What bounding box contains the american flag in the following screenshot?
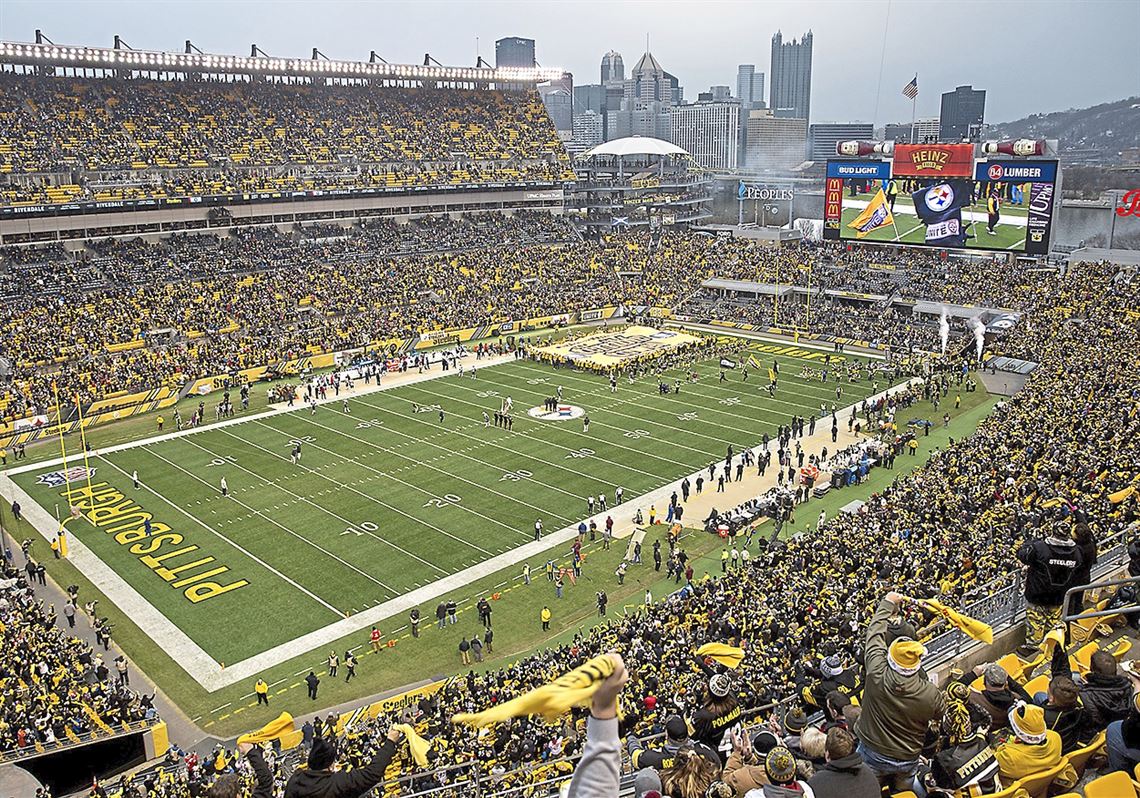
[902,75,919,100]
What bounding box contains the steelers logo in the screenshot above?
[925,184,955,212]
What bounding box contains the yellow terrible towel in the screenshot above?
[236,712,295,745]
[451,654,617,727]
[696,642,746,670]
[392,723,432,767]
[916,598,993,644]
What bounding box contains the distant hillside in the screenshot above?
[986,97,1140,162]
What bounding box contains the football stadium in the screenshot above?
[0,7,1138,798]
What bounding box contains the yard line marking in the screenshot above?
[392,382,687,476]
[137,446,397,594]
[185,433,469,568]
[232,423,496,559]
[210,703,232,713]
[98,454,345,617]
[347,395,626,499]
[289,414,565,533]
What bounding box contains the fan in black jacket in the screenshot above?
[284,726,404,798]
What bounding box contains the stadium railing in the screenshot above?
[923,526,1129,668]
[0,718,162,765]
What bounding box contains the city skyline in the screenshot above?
[2,0,1136,125]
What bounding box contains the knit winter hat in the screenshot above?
[1009,701,1047,744]
[783,707,808,733]
[887,637,927,676]
[764,746,798,785]
[634,768,663,798]
[821,654,844,678]
[308,737,337,770]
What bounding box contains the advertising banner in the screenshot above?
[893,144,975,177]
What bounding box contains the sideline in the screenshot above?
[0,354,918,692]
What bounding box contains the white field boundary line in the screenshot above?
[667,323,889,361]
[2,352,922,692]
[1,352,518,479]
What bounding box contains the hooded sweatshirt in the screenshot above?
[807,752,880,798]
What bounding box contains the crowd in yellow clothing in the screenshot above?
[0,226,1080,429]
[0,75,573,207]
[83,259,1140,798]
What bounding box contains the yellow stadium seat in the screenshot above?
[996,653,1026,682]
[976,783,1029,798]
[1020,673,1050,698]
[1012,757,1073,798]
[1065,729,1106,778]
[1084,770,1140,798]
[1070,641,1100,674]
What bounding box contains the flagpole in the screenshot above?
[910,73,917,143]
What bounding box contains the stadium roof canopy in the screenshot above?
[0,40,564,85]
[581,137,689,158]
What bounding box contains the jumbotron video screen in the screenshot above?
[823,143,1059,255]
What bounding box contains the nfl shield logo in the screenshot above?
[36,466,96,488]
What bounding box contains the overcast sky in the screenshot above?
[2,0,1137,124]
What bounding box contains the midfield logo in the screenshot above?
[1116,190,1140,218]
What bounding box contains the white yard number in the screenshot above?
[624,429,651,439]
[719,397,742,406]
[423,493,463,509]
[342,521,379,537]
[207,456,236,467]
[354,418,384,429]
[288,436,316,446]
[526,377,547,385]
[476,390,500,398]
[676,412,698,422]
[500,469,533,482]
[565,448,595,459]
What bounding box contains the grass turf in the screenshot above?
[5,340,994,735]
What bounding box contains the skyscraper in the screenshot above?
[600,50,624,84]
[495,37,536,69]
[736,64,766,111]
[607,51,677,141]
[744,109,808,172]
[670,101,740,169]
[808,122,874,161]
[939,85,986,142]
[769,31,812,121]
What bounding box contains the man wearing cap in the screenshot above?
[853,591,945,792]
[967,662,1031,729]
[801,653,862,711]
[1016,523,1082,657]
[284,725,404,798]
[994,702,1073,785]
[628,715,720,771]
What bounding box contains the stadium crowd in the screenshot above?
[0,76,573,207]
[0,227,1062,429]
[0,550,157,757]
[74,259,1140,798]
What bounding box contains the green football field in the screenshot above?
[839,189,1029,250]
[16,346,900,666]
